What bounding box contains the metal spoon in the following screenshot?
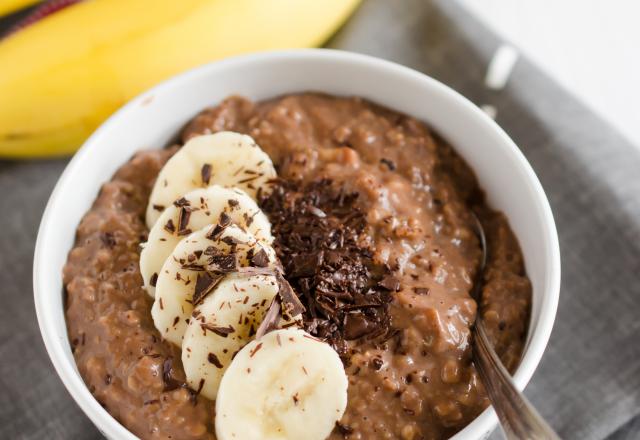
[471,213,560,440]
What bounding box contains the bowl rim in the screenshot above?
[34,48,561,440]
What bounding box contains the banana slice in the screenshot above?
[140,185,273,297]
[146,132,276,228]
[215,328,348,440]
[182,273,292,401]
[151,223,277,346]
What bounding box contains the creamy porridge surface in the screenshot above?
[64,93,531,440]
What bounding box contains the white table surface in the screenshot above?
[457,0,640,149]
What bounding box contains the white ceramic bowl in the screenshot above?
[34,49,560,440]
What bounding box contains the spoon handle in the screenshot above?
[473,319,561,440]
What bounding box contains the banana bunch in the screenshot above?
[0,0,360,158]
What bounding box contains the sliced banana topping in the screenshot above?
[152,223,277,346]
[140,185,273,297]
[182,274,298,400]
[146,132,276,228]
[142,131,350,433]
[215,328,348,440]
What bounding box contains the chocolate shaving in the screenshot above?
[242,211,256,227]
[203,245,220,256]
[207,212,232,240]
[255,298,281,339]
[221,235,244,246]
[276,272,305,318]
[173,197,190,207]
[192,272,224,306]
[196,378,205,395]
[201,324,235,337]
[150,273,158,287]
[180,262,206,271]
[288,253,319,278]
[234,266,278,277]
[164,219,176,234]
[208,253,238,273]
[152,204,165,212]
[238,175,260,184]
[201,164,212,185]
[378,275,401,291]
[249,342,263,357]
[177,207,192,236]
[207,353,223,368]
[250,248,269,267]
[344,313,376,340]
[162,357,185,392]
[335,422,354,436]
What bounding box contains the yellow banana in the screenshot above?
[0,0,360,158]
[0,0,39,17]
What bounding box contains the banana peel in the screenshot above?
[0,0,39,17]
[0,0,361,158]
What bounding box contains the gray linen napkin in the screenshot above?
[1,0,638,438]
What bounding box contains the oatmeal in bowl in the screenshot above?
[34,50,560,440]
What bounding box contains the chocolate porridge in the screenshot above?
[64,93,531,439]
